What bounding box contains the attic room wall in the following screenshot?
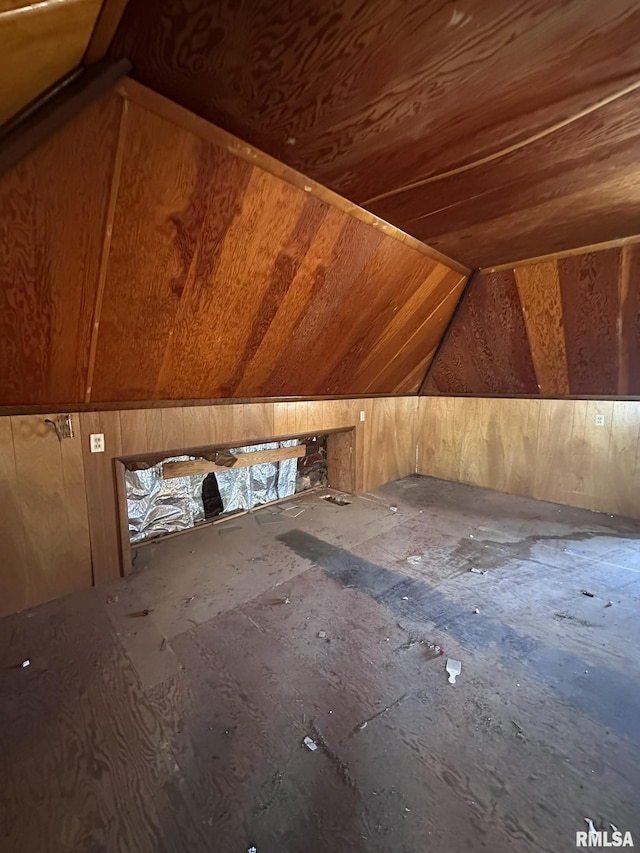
[0,79,467,408]
[423,243,640,396]
[417,397,640,520]
[0,396,419,617]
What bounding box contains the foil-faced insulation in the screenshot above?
[126,440,299,544]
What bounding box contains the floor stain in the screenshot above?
[278,529,640,745]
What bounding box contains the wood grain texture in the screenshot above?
[87,95,463,402]
[514,262,569,395]
[0,414,92,616]
[0,591,211,851]
[619,244,640,395]
[109,0,640,267]
[0,0,103,124]
[371,88,640,268]
[326,430,355,493]
[0,90,121,405]
[83,0,130,63]
[116,78,467,275]
[72,397,417,594]
[1,80,464,407]
[162,445,306,479]
[79,410,123,584]
[558,250,621,394]
[426,245,639,397]
[417,397,640,519]
[0,417,28,615]
[425,270,538,395]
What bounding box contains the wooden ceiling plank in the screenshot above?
[115,79,469,275]
[108,0,640,267]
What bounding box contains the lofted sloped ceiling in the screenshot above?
[0,0,129,129]
[109,0,640,269]
[423,244,640,397]
[0,81,466,407]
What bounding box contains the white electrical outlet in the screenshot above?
[90,433,105,453]
[594,414,605,427]
[359,410,366,422]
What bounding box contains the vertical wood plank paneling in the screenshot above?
[608,401,640,517]
[159,408,185,451]
[576,400,614,510]
[417,397,640,520]
[558,250,621,395]
[306,401,325,434]
[459,398,492,487]
[209,405,235,444]
[536,401,587,506]
[619,244,640,395]
[230,405,246,442]
[0,418,28,616]
[326,431,355,492]
[182,405,211,447]
[11,415,92,608]
[499,399,541,497]
[514,261,569,394]
[80,411,123,584]
[243,403,275,441]
[118,410,148,456]
[359,397,418,492]
[60,423,91,575]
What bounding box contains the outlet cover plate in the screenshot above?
[90,433,105,453]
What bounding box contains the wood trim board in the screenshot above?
[162,444,306,479]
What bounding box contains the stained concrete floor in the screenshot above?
[1,475,639,852]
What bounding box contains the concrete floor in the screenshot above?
[1,475,639,852]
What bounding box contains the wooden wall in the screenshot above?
[0,416,92,618]
[417,397,640,519]
[0,0,104,126]
[0,396,418,617]
[0,78,466,408]
[424,244,640,396]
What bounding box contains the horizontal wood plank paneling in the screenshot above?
[417,397,640,519]
[110,0,640,267]
[425,244,640,398]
